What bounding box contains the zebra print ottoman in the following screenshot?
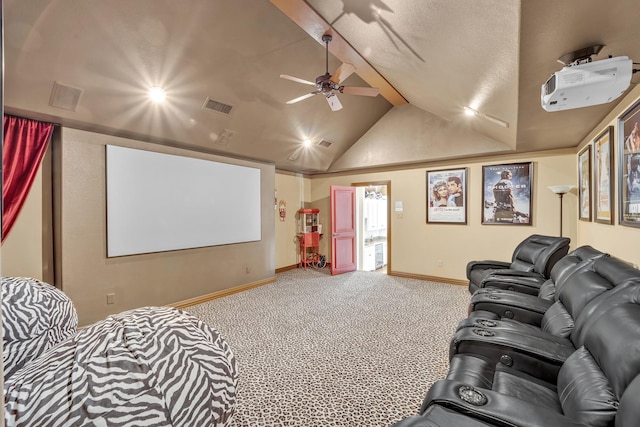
[4,306,239,427]
[2,276,78,381]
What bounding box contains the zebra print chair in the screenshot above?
[4,306,239,427]
[2,276,78,381]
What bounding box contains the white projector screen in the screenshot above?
[106,145,261,257]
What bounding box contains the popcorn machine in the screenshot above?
[297,208,325,269]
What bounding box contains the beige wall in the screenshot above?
[1,166,44,279]
[274,171,311,269]
[300,85,640,279]
[575,85,640,268]
[1,146,54,283]
[308,150,577,281]
[7,85,640,325]
[51,128,275,326]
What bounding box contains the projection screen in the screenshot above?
[106,145,261,257]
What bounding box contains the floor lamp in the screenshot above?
[548,185,576,237]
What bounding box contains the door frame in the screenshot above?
[352,180,391,274]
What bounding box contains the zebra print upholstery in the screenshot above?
[2,276,78,381]
[4,306,239,427]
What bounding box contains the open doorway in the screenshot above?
[353,181,390,274]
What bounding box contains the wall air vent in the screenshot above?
[317,139,333,148]
[49,81,83,112]
[203,97,233,115]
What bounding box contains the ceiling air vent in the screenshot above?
[317,139,332,148]
[287,150,301,161]
[203,97,233,115]
[215,129,237,146]
[49,81,83,112]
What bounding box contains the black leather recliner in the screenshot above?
[463,245,607,327]
[397,373,640,427]
[391,248,640,427]
[449,256,640,384]
[393,300,640,427]
[467,235,571,295]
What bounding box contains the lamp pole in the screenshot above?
[547,185,575,237]
[557,192,565,237]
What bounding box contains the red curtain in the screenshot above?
[2,116,54,242]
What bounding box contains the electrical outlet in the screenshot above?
[106,293,115,305]
[436,260,443,267]
[245,266,251,274]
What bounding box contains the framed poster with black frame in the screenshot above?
[481,162,533,225]
[593,126,614,225]
[426,167,467,224]
[578,144,592,221]
[618,99,640,227]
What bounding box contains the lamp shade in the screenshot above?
[547,185,576,194]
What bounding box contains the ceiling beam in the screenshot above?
[269,0,408,106]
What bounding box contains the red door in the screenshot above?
[330,185,356,275]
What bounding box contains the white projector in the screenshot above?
[541,56,633,112]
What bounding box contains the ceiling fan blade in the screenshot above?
[326,94,343,111]
[331,63,356,84]
[286,92,318,104]
[341,86,380,97]
[280,74,316,86]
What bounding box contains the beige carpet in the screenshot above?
[186,268,469,427]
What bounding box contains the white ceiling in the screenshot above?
[4,0,640,174]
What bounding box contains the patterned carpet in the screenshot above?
[187,268,470,427]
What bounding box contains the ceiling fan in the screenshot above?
[280,34,380,111]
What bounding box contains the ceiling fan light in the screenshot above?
[280,35,377,111]
[326,94,343,111]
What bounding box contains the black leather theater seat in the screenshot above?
[402,372,640,427]
[467,234,570,295]
[391,245,640,427]
[450,256,640,383]
[459,250,620,337]
[466,245,606,325]
[394,300,640,427]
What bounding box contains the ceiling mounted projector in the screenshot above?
[541,55,632,112]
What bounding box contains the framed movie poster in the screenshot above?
[593,126,614,225]
[482,162,533,225]
[578,144,592,221]
[426,167,467,224]
[618,99,640,227]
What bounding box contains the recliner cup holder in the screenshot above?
[476,319,497,328]
[472,328,495,337]
[458,385,488,406]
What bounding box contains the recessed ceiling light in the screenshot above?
[148,86,166,103]
[463,106,509,128]
[464,106,478,116]
[303,138,312,147]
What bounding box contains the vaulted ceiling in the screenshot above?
[4,0,640,174]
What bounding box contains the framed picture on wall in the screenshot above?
[426,168,467,224]
[578,144,592,221]
[482,162,533,225]
[593,126,614,225]
[618,99,640,227]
